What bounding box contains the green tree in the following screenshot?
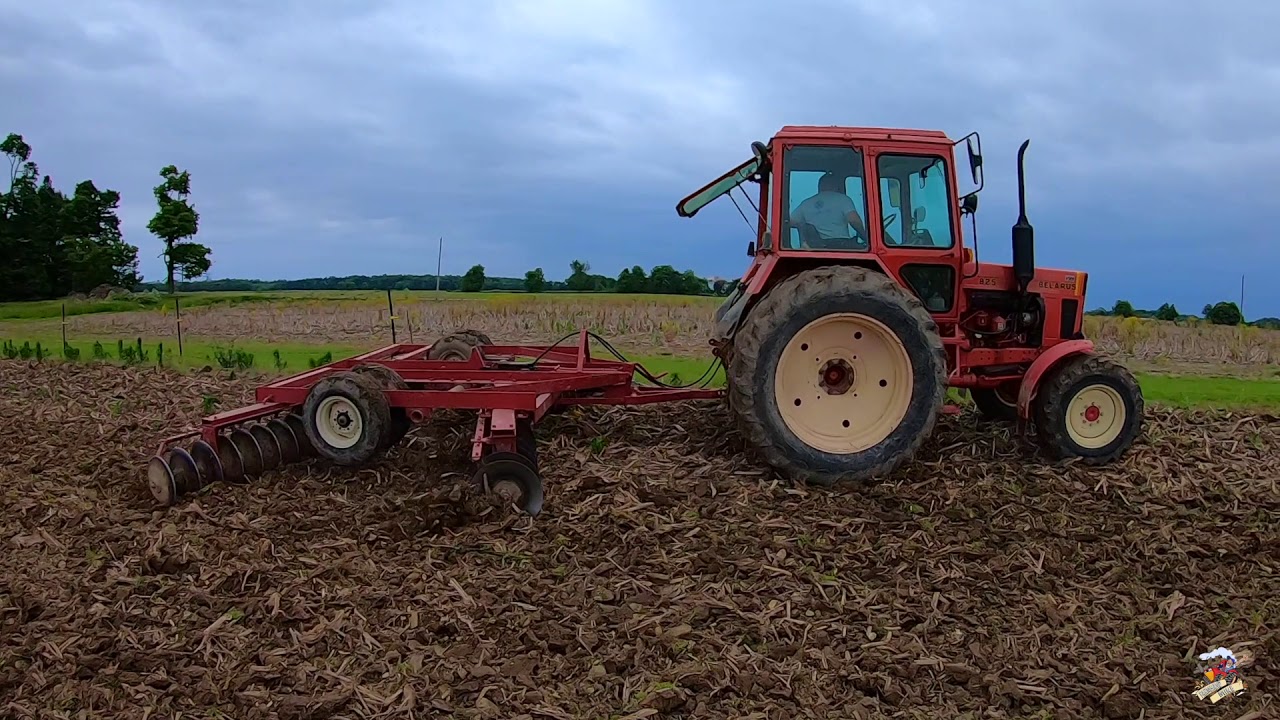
[1111,300,1135,318]
[524,267,546,293]
[647,265,682,294]
[147,164,207,292]
[461,264,485,292]
[616,265,648,293]
[0,133,139,300]
[1154,303,1179,322]
[1204,301,1243,326]
[566,259,594,291]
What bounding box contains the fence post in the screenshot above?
[387,288,398,344]
[175,296,184,357]
[61,303,67,348]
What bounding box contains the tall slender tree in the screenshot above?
[147,164,209,293]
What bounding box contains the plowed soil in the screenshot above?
[0,360,1276,719]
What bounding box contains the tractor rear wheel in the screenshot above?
[970,383,1019,422]
[1033,354,1143,463]
[728,266,946,485]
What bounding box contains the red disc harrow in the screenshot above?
[147,330,722,515]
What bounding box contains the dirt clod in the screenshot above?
[0,360,1276,718]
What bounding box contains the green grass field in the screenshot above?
[2,289,1278,411]
[4,332,1278,411]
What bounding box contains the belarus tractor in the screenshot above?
[678,126,1144,484]
[146,125,1144,514]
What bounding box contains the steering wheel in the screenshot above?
[883,213,897,230]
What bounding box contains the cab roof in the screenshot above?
[773,126,952,144]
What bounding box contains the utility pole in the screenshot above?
[436,237,443,292]
[1240,273,1245,320]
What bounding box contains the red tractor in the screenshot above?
[146,125,1144,513]
[678,126,1143,484]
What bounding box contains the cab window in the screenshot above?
[876,154,954,249]
[781,146,870,252]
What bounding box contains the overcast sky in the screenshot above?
[2,0,1277,316]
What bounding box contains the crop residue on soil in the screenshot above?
[0,360,1275,719]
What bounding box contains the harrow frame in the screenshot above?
[149,331,723,513]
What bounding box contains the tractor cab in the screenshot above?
[679,127,984,333]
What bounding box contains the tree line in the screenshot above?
[1088,299,1278,329]
[1,132,209,302]
[462,260,731,296]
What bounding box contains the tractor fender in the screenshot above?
[1016,339,1095,420]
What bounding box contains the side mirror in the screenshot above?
[747,240,756,256]
[912,206,926,223]
[966,136,982,185]
[960,193,978,215]
[953,132,984,196]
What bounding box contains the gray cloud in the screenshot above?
[1,0,1276,314]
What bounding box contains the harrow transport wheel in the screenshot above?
[1033,354,1143,463]
[428,332,483,361]
[352,363,412,448]
[455,328,492,346]
[267,418,301,463]
[189,439,225,488]
[971,382,1019,422]
[727,266,946,486]
[473,457,544,516]
[302,372,392,466]
[249,423,283,471]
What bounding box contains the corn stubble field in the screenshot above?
[33,294,1280,367]
[1,294,1277,718]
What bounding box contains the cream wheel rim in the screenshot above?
[1066,383,1126,449]
[315,396,363,449]
[774,312,914,454]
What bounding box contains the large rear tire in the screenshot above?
[728,266,946,485]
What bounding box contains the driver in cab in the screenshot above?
[788,172,870,250]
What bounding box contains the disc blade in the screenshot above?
[248,423,282,470]
[216,433,246,483]
[167,446,201,495]
[147,455,176,506]
[229,428,263,477]
[189,439,224,487]
[473,458,545,517]
[285,413,314,456]
[267,418,300,464]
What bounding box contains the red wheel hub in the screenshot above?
[1084,405,1101,422]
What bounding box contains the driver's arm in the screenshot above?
[846,208,869,240]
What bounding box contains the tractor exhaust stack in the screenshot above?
[1011,139,1035,295]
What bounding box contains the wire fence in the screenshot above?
[1,289,411,372]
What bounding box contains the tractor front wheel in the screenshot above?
[1033,354,1143,463]
[728,266,946,485]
